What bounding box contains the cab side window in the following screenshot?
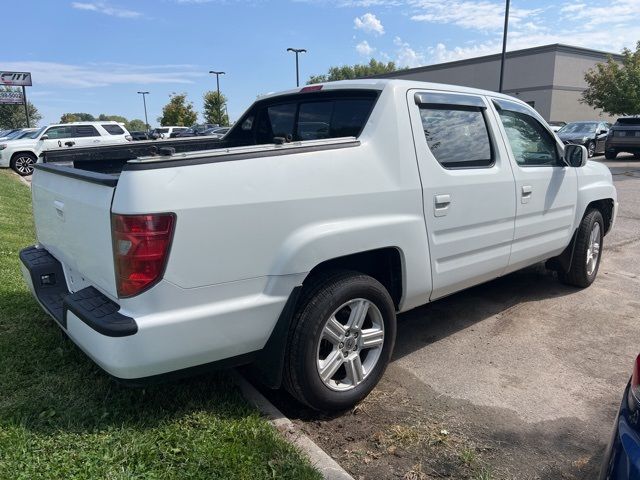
[495,103,561,167]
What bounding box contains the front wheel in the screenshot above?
[10,152,36,176]
[587,141,596,158]
[604,150,617,160]
[283,271,396,411]
[559,209,604,288]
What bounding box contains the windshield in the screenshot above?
[24,127,46,139]
[3,130,26,140]
[558,122,597,134]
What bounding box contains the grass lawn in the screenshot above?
[0,171,321,480]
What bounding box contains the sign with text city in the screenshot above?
[0,90,24,104]
[0,71,32,86]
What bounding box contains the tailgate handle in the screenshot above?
[54,200,65,220]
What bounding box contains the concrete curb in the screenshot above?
[231,371,354,480]
[18,175,31,188]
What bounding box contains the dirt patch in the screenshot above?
[261,364,604,480]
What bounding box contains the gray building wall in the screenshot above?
[372,44,621,123]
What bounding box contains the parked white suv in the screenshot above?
[0,121,131,176]
[20,80,617,411]
[149,126,189,139]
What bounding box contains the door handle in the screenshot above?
[521,185,532,204]
[434,194,451,217]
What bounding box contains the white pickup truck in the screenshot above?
[20,80,617,411]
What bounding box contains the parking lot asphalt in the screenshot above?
[271,154,640,479]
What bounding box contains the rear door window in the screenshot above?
[419,107,493,168]
[74,125,100,137]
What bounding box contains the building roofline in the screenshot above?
[370,43,623,79]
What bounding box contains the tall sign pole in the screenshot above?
[498,0,510,93]
[22,86,30,127]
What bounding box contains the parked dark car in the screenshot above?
[599,354,640,479]
[548,121,566,132]
[557,121,610,158]
[129,131,150,141]
[605,117,640,160]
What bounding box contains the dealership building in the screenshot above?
[373,43,622,123]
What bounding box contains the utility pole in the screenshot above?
[498,0,510,93]
[286,48,307,87]
[137,91,150,131]
[209,71,225,126]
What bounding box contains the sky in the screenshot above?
[2,0,639,126]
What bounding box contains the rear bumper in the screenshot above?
[599,382,640,480]
[20,245,295,381]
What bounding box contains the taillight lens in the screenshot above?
[628,354,640,412]
[112,213,175,298]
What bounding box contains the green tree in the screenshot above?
[60,112,95,122]
[98,114,129,124]
[60,113,78,123]
[126,118,147,132]
[158,93,197,126]
[307,59,401,84]
[202,91,229,126]
[0,87,42,129]
[581,41,640,116]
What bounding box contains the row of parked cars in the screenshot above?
[130,125,230,141]
[550,118,640,159]
[0,122,231,176]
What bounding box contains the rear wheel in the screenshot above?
[10,152,36,176]
[604,150,617,160]
[559,209,604,288]
[283,271,396,411]
[587,141,596,158]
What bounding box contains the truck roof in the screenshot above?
[258,78,527,106]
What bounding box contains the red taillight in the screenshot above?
[627,354,640,412]
[112,213,175,298]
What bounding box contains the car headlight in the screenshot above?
[0,144,7,150]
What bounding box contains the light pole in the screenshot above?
[209,70,225,126]
[286,48,307,87]
[137,91,150,131]
[498,0,510,93]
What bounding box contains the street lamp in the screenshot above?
[498,0,510,93]
[137,91,150,132]
[208,70,225,126]
[286,48,307,87]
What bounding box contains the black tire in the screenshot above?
[604,150,617,160]
[283,270,396,411]
[10,152,36,176]
[587,141,596,158]
[559,209,604,288]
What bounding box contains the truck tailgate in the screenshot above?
[31,165,119,299]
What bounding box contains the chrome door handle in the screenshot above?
[434,194,451,217]
[521,185,532,204]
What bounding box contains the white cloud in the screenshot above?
[71,2,141,18]
[559,0,640,27]
[394,37,425,67]
[0,61,205,88]
[354,12,385,35]
[356,40,376,56]
[409,0,541,32]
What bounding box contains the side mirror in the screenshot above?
[598,129,607,135]
[564,144,588,167]
[40,134,49,140]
